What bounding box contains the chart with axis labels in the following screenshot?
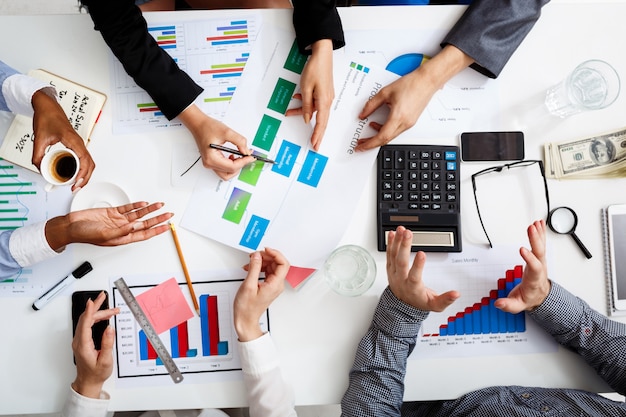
[110,14,261,134]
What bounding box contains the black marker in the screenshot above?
[32,261,93,311]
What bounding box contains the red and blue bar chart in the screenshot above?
[138,293,229,363]
[115,278,269,379]
[424,265,525,337]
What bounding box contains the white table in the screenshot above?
[1,2,626,413]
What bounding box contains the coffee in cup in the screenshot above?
[40,147,80,190]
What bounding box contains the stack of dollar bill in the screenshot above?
[544,127,626,179]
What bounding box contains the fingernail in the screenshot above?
[304,114,311,124]
[75,178,84,187]
[72,186,82,195]
[250,252,261,260]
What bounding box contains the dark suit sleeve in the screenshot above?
[292,0,345,55]
[81,0,203,120]
[442,0,551,78]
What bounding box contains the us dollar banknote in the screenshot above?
[544,128,626,179]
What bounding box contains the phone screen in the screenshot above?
[609,212,626,305]
[461,131,525,161]
[71,290,109,351]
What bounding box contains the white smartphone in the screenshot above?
[606,204,626,310]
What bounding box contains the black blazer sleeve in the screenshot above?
[82,0,203,120]
[292,0,345,55]
[442,0,551,78]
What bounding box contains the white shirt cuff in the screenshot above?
[237,332,280,376]
[61,386,110,417]
[2,73,53,117]
[9,221,59,267]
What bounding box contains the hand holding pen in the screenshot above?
[209,144,275,164]
[181,144,275,177]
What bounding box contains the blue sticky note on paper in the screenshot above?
[297,151,328,187]
[239,215,270,250]
[272,140,301,177]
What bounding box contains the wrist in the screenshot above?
[310,38,333,55]
[529,279,552,311]
[71,378,104,400]
[235,320,263,342]
[44,215,72,251]
[418,44,473,91]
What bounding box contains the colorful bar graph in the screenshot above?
[139,330,158,360]
[137,102,164,117]
[207,20,249,46]
[200,294,229,356]
[200,52,249,80]
[428,265,526,337]
[0,159,36,231]
[148,25,178,50]
[204,86,237,103]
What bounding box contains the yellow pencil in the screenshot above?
[169,222,200,315]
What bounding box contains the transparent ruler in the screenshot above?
[114,277,184,383]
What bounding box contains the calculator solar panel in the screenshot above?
[377,145,462,252]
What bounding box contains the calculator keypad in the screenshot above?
[377,144,461,252]
[379,147,459,213]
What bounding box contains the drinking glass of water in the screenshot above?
[545,59,620,118]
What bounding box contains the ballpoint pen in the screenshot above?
[209,143,276,164]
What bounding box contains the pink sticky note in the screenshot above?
[286,266,316,289]
[136,277,194,334]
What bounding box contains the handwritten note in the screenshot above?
[136,277,194,334]
[0,69,106,172]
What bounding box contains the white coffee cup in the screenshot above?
[40,147,79,191]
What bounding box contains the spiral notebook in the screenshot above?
[602,204,626,317]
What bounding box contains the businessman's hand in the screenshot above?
[495,220,551,313]
[386,226,460,311]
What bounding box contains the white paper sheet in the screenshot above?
[181,26,397,270]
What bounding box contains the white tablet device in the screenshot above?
[606,204,626,311]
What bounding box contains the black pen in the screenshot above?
[209,144,276,164]
[32,261,93,310]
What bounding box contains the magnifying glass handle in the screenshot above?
[571,232,592,259]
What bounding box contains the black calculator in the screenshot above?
[376,144,461,252]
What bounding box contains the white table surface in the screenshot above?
[1,2,626,413]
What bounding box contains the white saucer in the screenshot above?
[71,182,131,212]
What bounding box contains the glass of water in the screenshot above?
[545,59,620,118]
[324,245,377,296]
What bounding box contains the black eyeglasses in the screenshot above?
[471,160,551,248]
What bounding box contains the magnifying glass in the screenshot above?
[547,206,592,259]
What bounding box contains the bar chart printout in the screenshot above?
[113,276,268,381]
[0,160,72,297]
[111,14,261,134]
[138,294,229,362]
[427,265,526,337]
[411,261,558,359]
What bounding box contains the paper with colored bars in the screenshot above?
[110,13,261,134]
[408,244,557,360]
[181,27,397,282]
[112,270,268,386]
[0,162,74,297]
